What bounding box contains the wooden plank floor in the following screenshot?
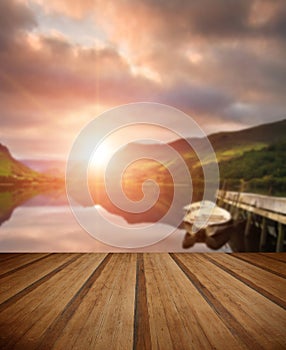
[0,253,285,349]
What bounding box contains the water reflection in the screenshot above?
[0,187,68,227]
[1,182,277,252]
[0,185,232,252]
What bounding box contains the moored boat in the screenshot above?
[183,200,231,230]
[182,200,232,249]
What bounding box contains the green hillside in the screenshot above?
[0,144,39,181]
[108,119,286,197]
[1,118,286,196]
[219,141,286,195]
[209,118,286,158]
[187,119,286,196]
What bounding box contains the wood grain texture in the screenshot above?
[174,253,286,349]
[0,254,81,309]
[260,252,286,263]
[231,253,286,278]
[50,253,137,350]
[133,253,151,350]
[144,253,244,349]
[0,253,285,350]
[0,254,107,350]
[204,253,286,309]
[0,253,25,263]
[0,253,51,278]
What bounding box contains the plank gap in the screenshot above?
[0,254,53,280]
[170,253,263,350]
[203,254,286,310]
[38,253,111,350]
[231,254,286,279]
[133,253,151,350]
[0,254,81,314]
[259,253,286,264]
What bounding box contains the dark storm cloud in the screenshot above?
[157,82,234,115]
[93,0,285,50]
[144,0,251,39]
[260,1,286,38]
[0,0,37,49]
[222,102,286,126]
[197,44,286,101]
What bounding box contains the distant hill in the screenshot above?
[111,118,286,196]
[0,144,39,181]
[208,118,286,161]
[1,118,285,196]
[122,119,285,162]
[210,118,286,147]
[0,144,67,225]
[168,118,286,161]
[0,144,64,186]
[22,159,66,177]
[219,140,286,195]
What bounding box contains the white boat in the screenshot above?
[183,200,231,229]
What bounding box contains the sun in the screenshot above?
[89,139,114,169]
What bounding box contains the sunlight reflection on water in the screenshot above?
[0,205,231,252]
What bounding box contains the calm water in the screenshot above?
[0,188,231,252]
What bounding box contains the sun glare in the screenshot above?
[89,139,114,169]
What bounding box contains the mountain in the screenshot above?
[0,144,64,186]
[210,118,286,147]
[0,144,67,226]
[167,118,286,161]
[0,144,39,182]
[219,140,286,195]
[22,159,66,177]
[207,118,286,161]
[107,118,286,196]
[119,119,285,164]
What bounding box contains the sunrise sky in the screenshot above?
[1,0,286,159]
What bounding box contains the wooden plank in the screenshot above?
[205,253,286,308]
[0,254,107,350]
[0,254,25,262]
[232,253,286,278]
[0,253,285,349]
[133,253,152,350]
[144,253,245,349]
[260,253,286,263]
[0,254,79,306]
[173,253,286,349]
[49,253,137,350]
[0,253,51,278]
[171,253,262,350]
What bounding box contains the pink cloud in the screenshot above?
[1,0,286,158]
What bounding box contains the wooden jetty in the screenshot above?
[217,190,286,252]
[0,253,285,349]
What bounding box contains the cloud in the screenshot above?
[35,0,286,45]
[0,30,160,107]
[0,11,162,156]
[1,0,286,158]
[31,0,96,20]
[0,0,36,49]
[157,82,234,115]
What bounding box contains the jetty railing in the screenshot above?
[216,190,286,252]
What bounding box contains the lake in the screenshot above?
[0,188,231,252]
